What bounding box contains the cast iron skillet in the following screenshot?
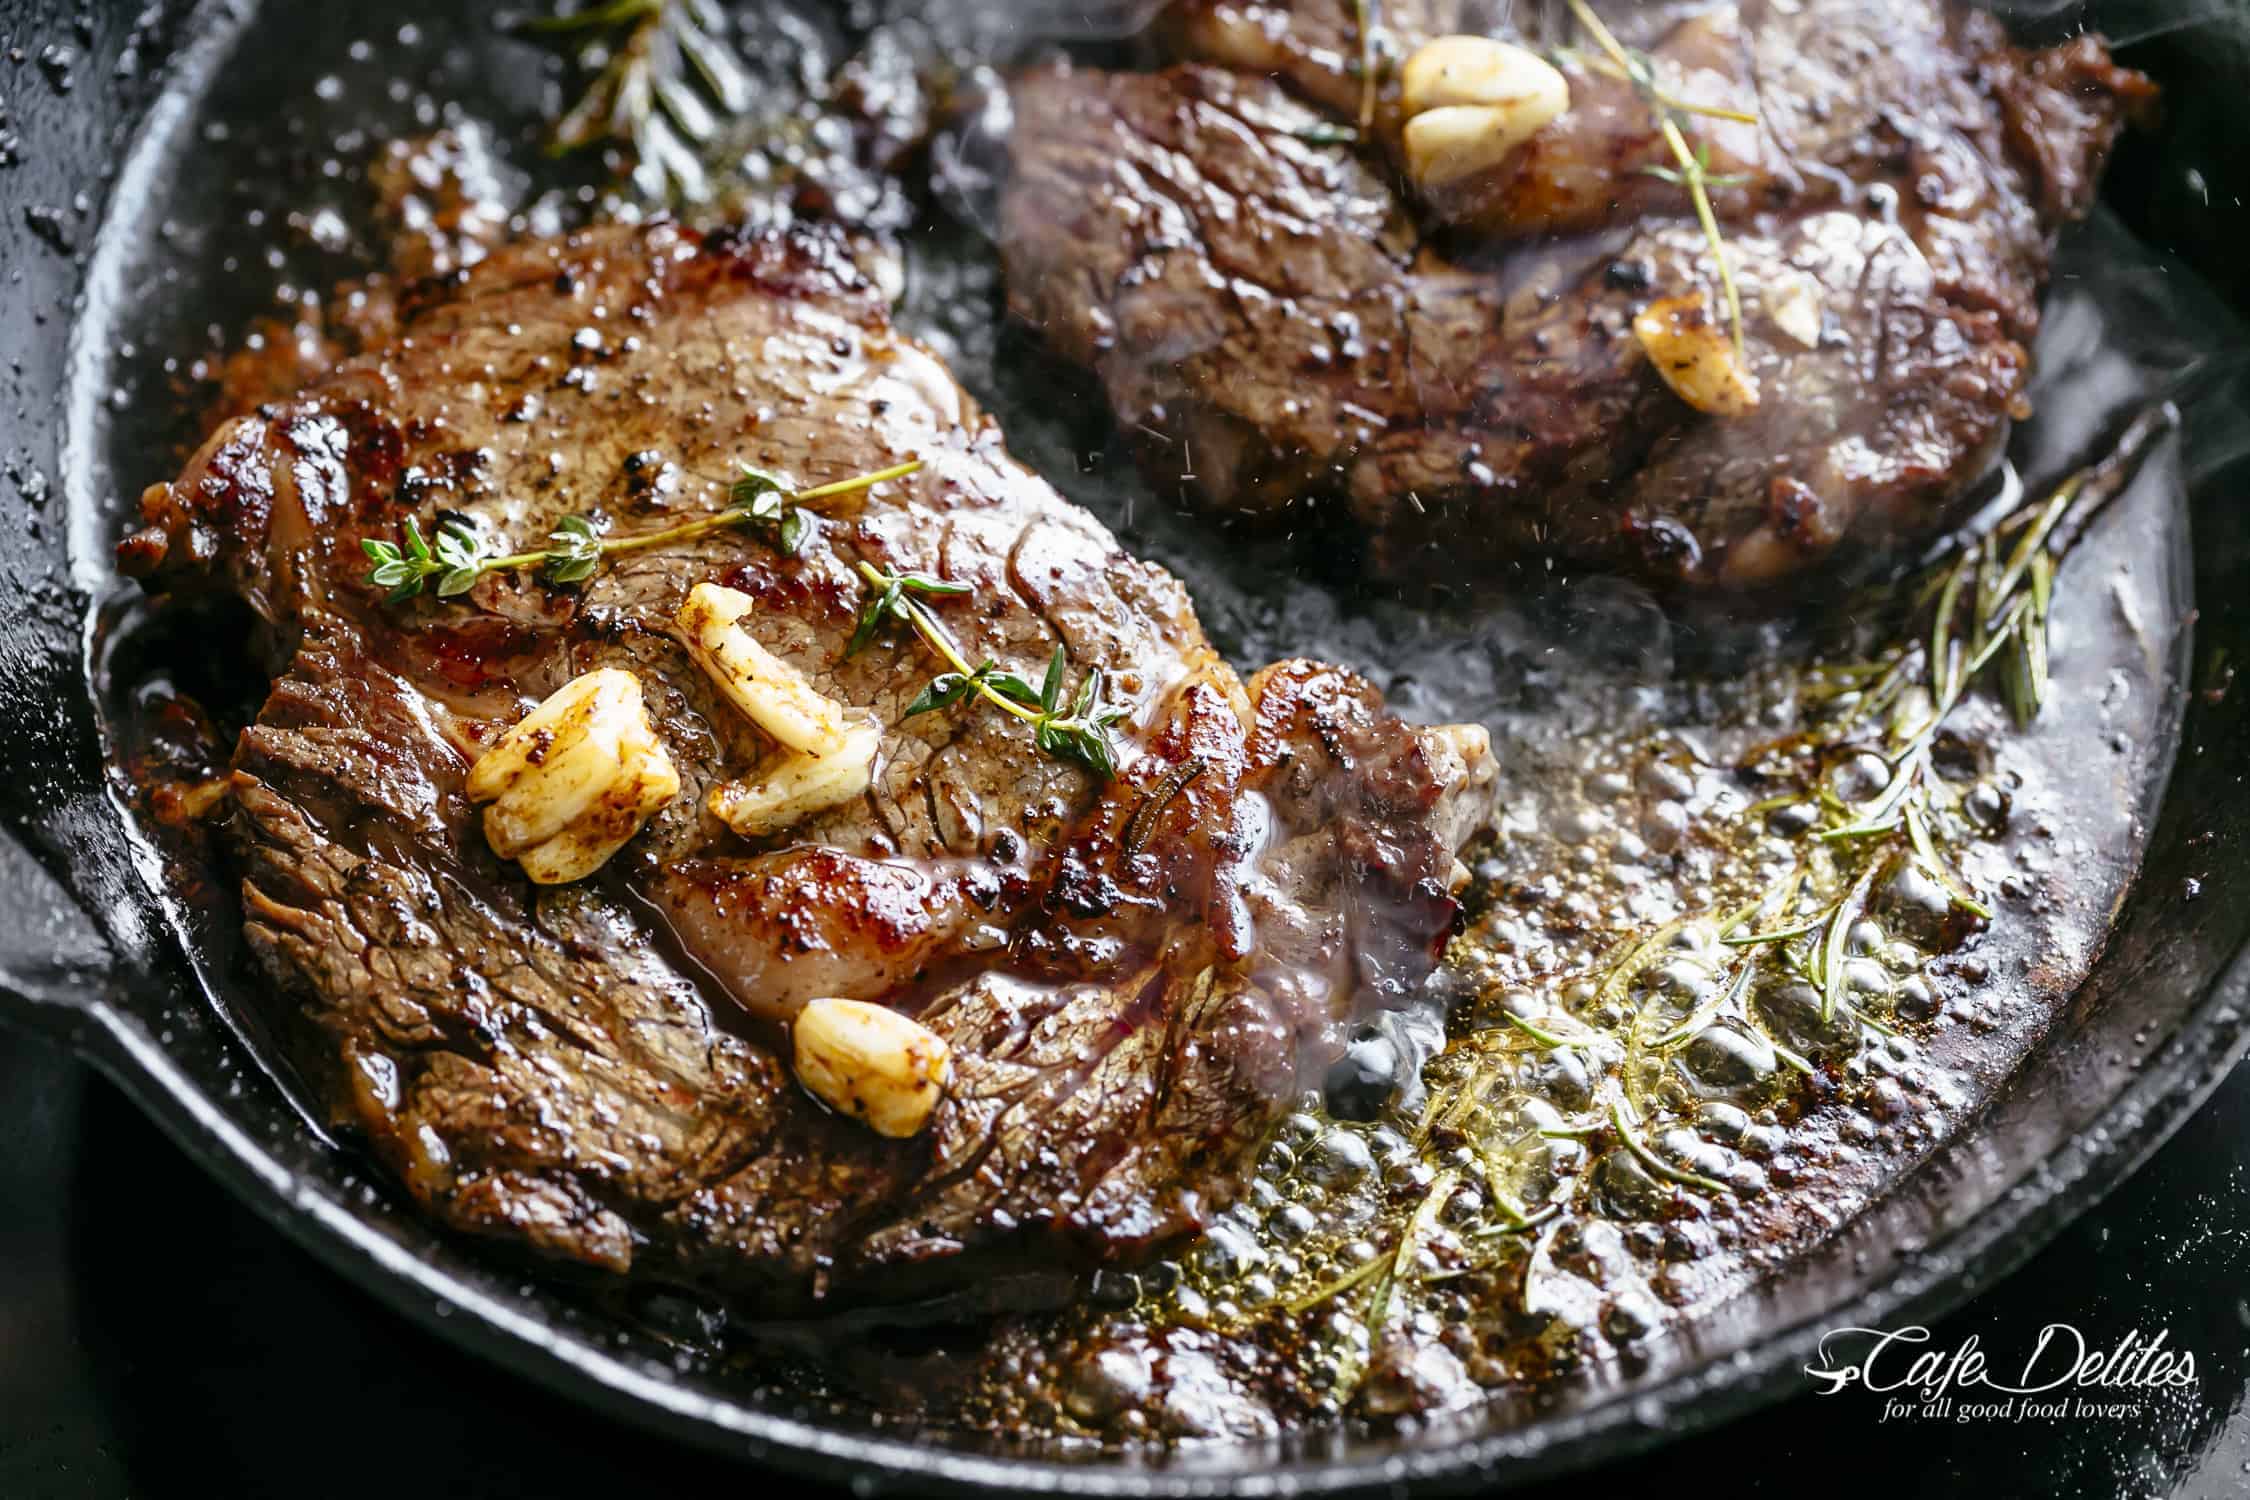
[3,1,2250,1493]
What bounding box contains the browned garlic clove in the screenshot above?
[677,582,851,756]
[708,718,883,838]
[1633,293,1762,417]
[677,581,887,837]
[1399,36,1571,193]
[467,668,680,884]
[792,997,953,1138]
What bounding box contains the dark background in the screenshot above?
[4,1020,2248,1500]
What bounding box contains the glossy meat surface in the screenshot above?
[1002,0,2151,589]
[119,222,1496,1306]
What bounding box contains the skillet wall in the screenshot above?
[4,1,2250,1494]
[0,0,195,1020]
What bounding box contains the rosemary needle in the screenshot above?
[525,0,755,200]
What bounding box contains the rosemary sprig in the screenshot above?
[361,458,922,601]
[1723,416,2171,1003]
[1609,1097,1729,1195]
[1562,0,1751,356]
[1906,804,1993,920]
[1282,1164,1460,1413]
[854,561,1133,781]
[1723,912,1829,947]
[524,0,754,200]
[1650,951,1759,1049]
[1818,856,1887,1024]
[1830,409,2168,745]
[1592,914,1696,1014]
[1458,421,2163,1239]
[1647,865,1798,1048]
[1362,1167,1458,1334]
[1497,1009,1573,1049]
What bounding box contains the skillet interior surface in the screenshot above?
[4,0,2250,1492]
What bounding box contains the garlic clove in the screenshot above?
[465,667,636,804]
[1633,293,1762,417]
[1401,34,1571,118]
[1398,37,1570,193]
[467,668,679,884]
[793,996,953,1138]
[677,582,850,757]
[507,736,682,884]
[1402,104,1554,192]
[709,718,882,839]
[1766,271,1826,349]
[512,825,620,887]
[483,710,631,856]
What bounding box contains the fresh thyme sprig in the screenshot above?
[362,516,490,603]
[523,0,754,200]
[361,458,922,601]
[846,562,971,657]
[1562,0,1752,357]
[853,560,1132,781]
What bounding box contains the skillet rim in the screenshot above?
[7,0,2249,1492]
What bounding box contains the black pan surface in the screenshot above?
[4,1,2250,1493]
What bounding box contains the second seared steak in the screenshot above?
[1001,0,2152,590]
[119,221,1496,1310]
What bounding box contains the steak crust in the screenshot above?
[122,221,1496,1308]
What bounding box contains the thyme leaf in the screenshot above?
[542,514,605,584]
[360,517,488,602]
[855,565,1132,782]
[847,564,970,658]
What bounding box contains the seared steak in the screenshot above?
[1001,0,2152,589]
[119,221,1496,1308]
